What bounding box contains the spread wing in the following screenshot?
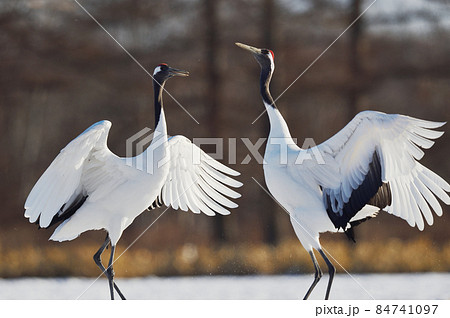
[317,111,450,230]
[155,135,242,216]
[24,120,121,228]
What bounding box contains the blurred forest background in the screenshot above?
[0,0,449,278]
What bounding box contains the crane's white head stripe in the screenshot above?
[153,66,162,76]
[269,52,275,72]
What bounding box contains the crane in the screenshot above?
[24,64,242,300]
[236,42,449,300]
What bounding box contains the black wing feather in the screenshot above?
[324,151,391,232]
[33,194,88,229]
[148,193,163,210]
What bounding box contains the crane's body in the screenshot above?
[263,107,334,249]
[236,42,449,300]
[24,64,242,300]
[46,110,169,245]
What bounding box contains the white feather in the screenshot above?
[159,135,242,216]
[316,111,448,230]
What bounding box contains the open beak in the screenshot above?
[235,42,262,54]
[168,67,189,77]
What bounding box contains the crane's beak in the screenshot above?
[168,67,189,77]
[235,42,262,55]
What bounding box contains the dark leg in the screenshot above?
[303,250,323,300]
[106,245,115,300]
[93,234,126,300]
[93,234,110,271]
[106,245,126,300]
[319,249,335,300]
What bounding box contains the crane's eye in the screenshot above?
[158,63,168,70]
[261,49,274,60]
[154,63,168,76]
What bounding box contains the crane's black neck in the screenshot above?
[153,79,166,129]
[260,66,276,108]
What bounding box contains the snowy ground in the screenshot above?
[0,273,449,300]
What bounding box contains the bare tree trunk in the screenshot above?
[348,0,362,121]
[204,0,226,242]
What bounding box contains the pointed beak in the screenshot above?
[235,42,262,54]
[168,67,189,77]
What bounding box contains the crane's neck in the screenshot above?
[260,67,275,107]
[260,68,292,141]
[153,79,168,136]
[138,79,169,175]
[145,79,168,160]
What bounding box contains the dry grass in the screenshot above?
[0,237,448,278]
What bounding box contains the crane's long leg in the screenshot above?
[303,250,323,300]
[104,244,126,300]
[318,249,335,300]
[93,234,126,300]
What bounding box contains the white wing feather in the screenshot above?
[317,110,449,230]
[24,121,117,228]
[161,135,242,216]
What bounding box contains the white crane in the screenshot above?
[236,42,450,300]
[24,64,242,300]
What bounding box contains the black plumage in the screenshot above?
[34,194,88,228]
[148,194,163,210]
[325,151,392,235]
